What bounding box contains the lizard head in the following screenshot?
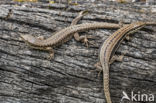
[20,34,37,44]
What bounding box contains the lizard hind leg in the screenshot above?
[94,61,103,77]
[79,35,91,47]
[109,55,124,64]
[83,35,96,47]
[74,33,95,47]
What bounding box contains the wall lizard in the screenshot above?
[95,21,156,103]
[20,17,123,58]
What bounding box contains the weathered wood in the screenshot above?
[0,1,156,103]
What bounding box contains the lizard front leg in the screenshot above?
[32,36,54,59]
[46,47,54,60]
[36,36,55,59]
[26,44,54,59]
[109,50,128,64]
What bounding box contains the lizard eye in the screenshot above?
[20,34,36,43]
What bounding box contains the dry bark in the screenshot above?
[0,1,156,103]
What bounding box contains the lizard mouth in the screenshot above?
[19,34,37,44]
[20,34,25,39]
[19,34,31,44]
[19,34,27,41]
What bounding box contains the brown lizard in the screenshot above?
[95,21,156,103]
[20,23,125,58]
[20,12,125,59]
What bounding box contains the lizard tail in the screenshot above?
[104,76,112,103]
[103,67,112,103]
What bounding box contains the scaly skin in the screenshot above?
[98,21,156,103]
[20,21,156,48]
[20,22,123,47]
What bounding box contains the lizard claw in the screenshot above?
[45,47,54,60]
[83,35,89,47]
[47,51,54,60]
[82,35,96,47]
[91,62,103,77]
[47,53,54,60]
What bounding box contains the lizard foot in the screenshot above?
[46,47,54,60]
[93,61,103,77]
[109,50,128,64]
[109,55,123,64]
[83,35,89,47]
[82,35,95,47]
[47,52,54,60]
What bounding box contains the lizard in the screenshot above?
[95,21,156,103]
[20,20,125,58]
